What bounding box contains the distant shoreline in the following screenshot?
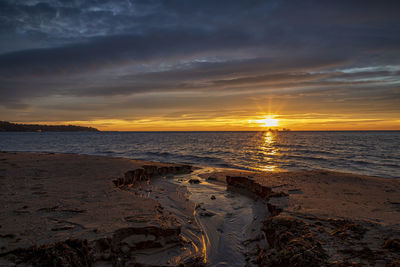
[0,121,99,132]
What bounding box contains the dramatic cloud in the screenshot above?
[0,0,399,129]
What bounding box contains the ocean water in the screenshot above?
[0,131,399,178]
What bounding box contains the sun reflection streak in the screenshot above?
[264,131,274,145]
[259,131,278,171]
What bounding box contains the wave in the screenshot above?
[283,155,329,162]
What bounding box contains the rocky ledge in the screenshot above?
[113,164,192,188]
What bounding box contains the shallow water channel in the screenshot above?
[140,167,269,266]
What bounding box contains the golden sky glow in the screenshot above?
[22,113,399,131]
[12,89,398,131]
[1,1,400,131]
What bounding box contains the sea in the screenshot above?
[0,131,399,178]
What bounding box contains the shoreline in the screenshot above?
[2,150,398,180]
[0,151,399,266]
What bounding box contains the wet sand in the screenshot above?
[1,151,399,266]
[136,167,269,266]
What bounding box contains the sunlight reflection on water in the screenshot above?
[256,131,278,172]
[0,131,399,178]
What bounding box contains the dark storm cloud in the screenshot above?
[1,0,400,72]
[0,0,400,117]
[0,27,254,76]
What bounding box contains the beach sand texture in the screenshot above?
[0,151,399,266]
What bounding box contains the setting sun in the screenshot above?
[255,116,279,127]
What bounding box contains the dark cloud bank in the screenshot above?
[0,0,399,124]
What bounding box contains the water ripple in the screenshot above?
[0,131,399,178]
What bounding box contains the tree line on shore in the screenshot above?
[0,121,99,132]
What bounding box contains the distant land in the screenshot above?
[0,121,99,132]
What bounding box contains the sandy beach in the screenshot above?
[0,151,399,266]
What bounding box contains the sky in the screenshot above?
[0,0,399,131]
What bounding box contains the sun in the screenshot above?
[255,116,279,127]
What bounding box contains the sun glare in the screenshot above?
[255,116,279,127]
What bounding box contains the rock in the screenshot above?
[267,203,283,216]
[210,195,216,200]
[122,234,157,248]
[199,211,216,217]
[258,215,329,266]
[112,226,181,250]
[51,225,75,231]
[8,239,94,266]
[123,168,146,184]
[113,164,192,187]
[102,252,111,261]
[121,245,130,254]
[288,189,303,194]
[226,176,287,199]
[328,220,367,240]
[141,165,158,176]
[383,238,400,251]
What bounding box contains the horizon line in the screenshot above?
[96,129,400,132]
